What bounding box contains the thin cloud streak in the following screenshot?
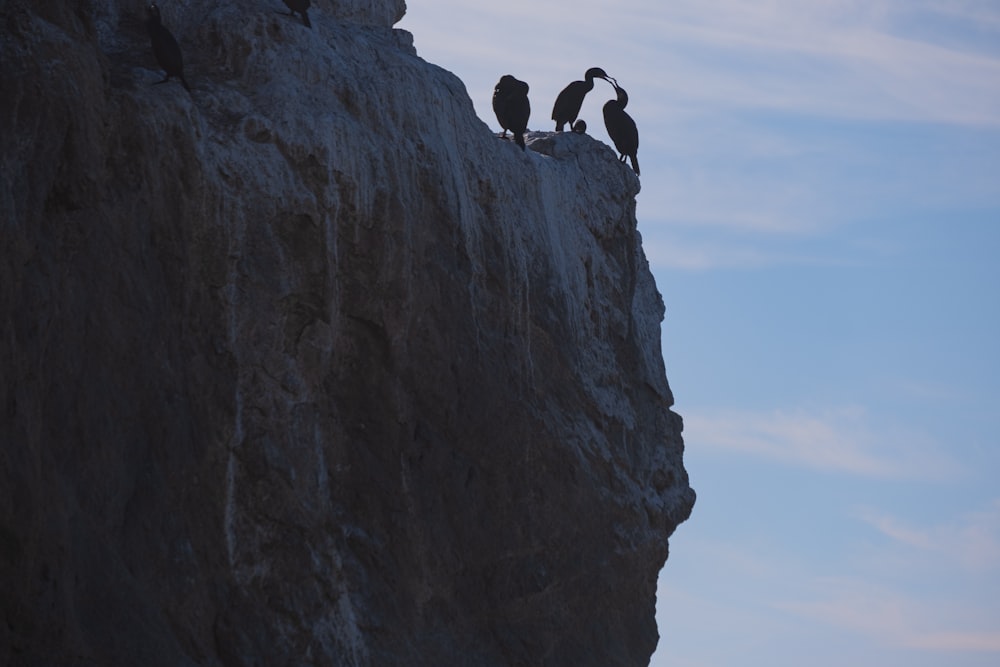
[642,239,774,271]
[659,529,1000,661]
[779,577,1000,653]
[641,235,846,271]
[860,510,936,550]
[630,8,1000,125]
[401,0,1000,127]
[684,407,963,479]
[860,500,1000,571]
[910,631,1000,652]
[922,0,1000,33]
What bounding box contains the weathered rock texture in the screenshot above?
[0,1,695,665]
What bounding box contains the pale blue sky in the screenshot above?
[399,1,1000,664]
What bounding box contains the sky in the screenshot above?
[398,1,1000,665]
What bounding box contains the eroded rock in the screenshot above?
[0,1,694,665]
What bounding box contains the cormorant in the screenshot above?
[492,75,531,150]
[602,82,639,175]
[551,67,611,132]
[572,119,587,134]
[281,0,312,28]
[145,3,190,91]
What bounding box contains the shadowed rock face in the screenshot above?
[0,1,694,666]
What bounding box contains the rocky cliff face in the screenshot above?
[0,1,695,665]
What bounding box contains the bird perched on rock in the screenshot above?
[281,0,312,28]
[572,119,587,134]
[492,75,531,150]
[551,67,612,132]
[145,3,190,91]
[602,82,639,175]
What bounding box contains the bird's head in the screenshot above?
[495,75,529,96]
[615,84,629,107]
[585,67,611,83]
[495,74,515,94]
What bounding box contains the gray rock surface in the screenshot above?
[0,1,695,665]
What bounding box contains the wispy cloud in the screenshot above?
[684,406,963,479]
[642,237,777,271]
[910,631,1000,652]
[860,499,1000,571]
[640,234,845,271]
[779,577,1000,652]
[402,0,1000,127]
[778,495,1000,653]
[859,509,936,550]
[628,0,1000,124]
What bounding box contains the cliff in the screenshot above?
[0,1,695,665]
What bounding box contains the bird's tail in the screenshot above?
[515,131,525,150]
[302,11,312,28]
[630,154,640,175]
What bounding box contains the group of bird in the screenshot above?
[145,3,638,175]
[492,67,640,175]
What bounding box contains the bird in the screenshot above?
[572,119,587,134]
[145,3,190,91]
[492,75,531,149]
[602,82,640,175]
[551,67,612,132]
[281,0,312,28]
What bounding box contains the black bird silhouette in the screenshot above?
[145,4,190,91]
[603,82,639,175]
[493,75,531,149]
[551,67,611,132]
[281,0,312,28]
